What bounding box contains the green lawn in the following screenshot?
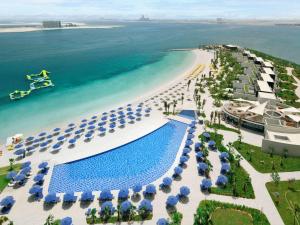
[194,200,270,225]
[211,208,253,225]
[200,132,255,198]
[0,164,21,192]
[266,180,300,225]
[208,123,240,134]
[233,141,300,173]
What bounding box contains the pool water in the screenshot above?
[48,120,188,193]
[178,110,196,120]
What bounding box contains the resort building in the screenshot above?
[42,21,62,28]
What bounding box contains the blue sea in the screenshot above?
[0,22,300,140]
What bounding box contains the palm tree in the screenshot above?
[90,208,97,224]
[291,203,300,225]
[187,80,191,91]
[172,100,177,115]
[235,154,242,167]
[167,103,171,114]
[283,149,289,158]
[210,112,213,125]
[0,216,9,225]
[117,204,121,222]
[44,215,54,225]
[217,111,221,125]
[181,94,184,105]
[9,158,15,171]
[163,101,168,114]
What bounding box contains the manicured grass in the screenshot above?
[200,132,255,199]
[233,141,300,173]
[194,200,270,225]
[266,180,300,225]
[211,208,253,225]
[0,164,21,192]
[208,123,240,134]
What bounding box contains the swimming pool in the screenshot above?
[48,120,188,193]
[178,110,196,120]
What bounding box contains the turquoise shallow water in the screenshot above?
[0,22,300,141]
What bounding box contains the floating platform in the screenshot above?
[9,70,54,100]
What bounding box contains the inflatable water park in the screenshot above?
[9,70,54,100]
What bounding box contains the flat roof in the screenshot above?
[258,91,276,100]
[257,80,273,93]
[263,61,273,68]
[260,73,274,82]
[255,57,264,62]
[263,67,275,75]
[244,50,251,55]
[249,53,256,58]
[266,130,300,145]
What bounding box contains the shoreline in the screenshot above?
[0,25,123,33]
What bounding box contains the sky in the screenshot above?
[1,0,300,21]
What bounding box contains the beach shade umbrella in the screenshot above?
[208,140,216,148]
[98,127,107,133]
[52,143,61,150]
[75,130,82,135]
[63,192,77,203]
[216,175,228,186]
[29,185,43,196]
[166,195,178,207]
[189,123,196,128]
[127,103,132,106]
[157,218,169,225]
[109,123,116,129]
[68,123,76,128]
[201,179,212,190]
[87,125,95,130]
[138,199,153,212]
[127,107,132,111]
[118,106,124,110]
[39,162,49,169]
[118,110,124,115]
[187,134,194,140]
[179,186,190,197]
[119,114,126,119]
[34,174,45,183]
[6,171,17,180]
[99,201,115,216]
[136,112,142,117]
[81,119,88,123]
[128,115,135,120]
[191,120,197,125]
[127,111,133,115]
[185,140,193,146]
[120,200,132,214]
[132,184,142,194]
[68,138,77,145]
[61,217,72,225]
[26,136,35,142]
[182,147,191,155]
[57,136,65,142]
[21,161,31,169]
[221,163,231,174]
[80,123,87,129]
[180,156,188,164]
[110,114,116,118]
[136,108,142,112]
[33,139,40,144]
[110,118,117,122]
[15,143,23,149]
[162,177,173,187]
[20,166,31,175]
[220,152,229,161]
[26,146,35,152]
[98,122,106,127]
[202,132,210,139]
[101,116,108,121]
[144,184,156,195]
[47,134,53,139]
[80,191,94,201]
[0,196,15,208]
[119,119,126,125]
[14,149,25,156]
[14,174,26,182]
[188,128,195,134]
[44,193,60,203]
[118,189,129,199]
[64,128,73,134]
[91,115,98,120]
[110,109,116,113]
[196,152,204,160]
[194,142,202,151]
[198,162,208,174]
[88,120,96,125]
[174,166,183,176]
[53,128,61,133]
[102,112,108,115]
[99,190,113,201]
[39,132,47,137]
[85,133,93,139]
[40,142,48,148]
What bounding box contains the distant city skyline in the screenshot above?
[1,0,300,21]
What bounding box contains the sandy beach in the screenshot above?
[0,25,123,33]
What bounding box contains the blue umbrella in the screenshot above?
[174,167,183,175]
[39,132,47,137]
[88,120,96,125]
[99,201,115,215]
[75,130,82,135]
[57,136,65,141]
[33,139,40,143]
[21,161,31,169]
[61,217,72,225]
[188,128,195,134]
[53,128,61,132]
[220,152,229,161]
[69,138,77,144]
[85,133,93,139]
[203,132,210,138]
[138,199,153,212]
[110,114,116,118]
[87,125,95,130]
[81,191,94,201]
[157,218,168,225]
[52,143,61,150]
[91,115,97,120]
[179,186,190,197]
[44,193,59,203]
[195,142,202,150]
[132,184,142,193]
[221,163,231,174]
[101,116,108,121]
[64,128,73,134]
[189,124,196,128]
[127,107,132,111]
[110,109,116,113]
[40,142,48,148]
[128,115,135,120]
[99,190,113,201]
[14,149,25,156]
[81,119,87,123]
[120,201,132,213]
[110,118,117,122]
[166,195,178,207]
[63,192,77,202]
[39,162,48,169]
[119,119,126,125]
[183,147,191,155]
[127,111,133,115]
[109,123,116,129]
[196,152,204,159]
[80,123,87,128]
[6,171,17,180]
[185,140,193,146]
[47,135,53,139]
[119,114,126,119]
[68,123,76,128]
[0,196,15,207]
[136,113,142,117]
[15,143,23,149]
[208,140,216,147]
[20,167,31,175]
[162,177,172,187]
[34,174,44,182]
[180,156,188,164]
[26,146,35,152]
[118,111,124,115]
[136,108,142,112]
[118,189,129,199]
[98,127,106,132]
[26,136,35,142]
[201,179,212,190]
[102,112,108,115]
[144,184,156,195]
[198,163,208,173]
[118,107,123,110]
[187,134,194,140]
[29,185,43,195]
[98,122,106,126]
[216,175,228,186]
[14,174,26,182]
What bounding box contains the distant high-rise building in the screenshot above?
[42,21,62,28]
[216,18,224,24]
[139,15,150,21]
